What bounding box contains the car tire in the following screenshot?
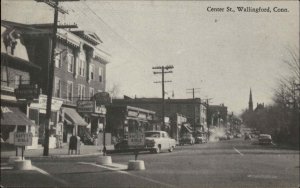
[168,146,174,152]
[155,146,161,154]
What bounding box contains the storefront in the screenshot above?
[61,107,88,144]
[1,106,38,149]
[28,95,63,148]
[106,105,156,141]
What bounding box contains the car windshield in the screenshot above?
[145,132,160,138]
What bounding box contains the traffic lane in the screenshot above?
[110,139,299,188]
[1,168,67,187]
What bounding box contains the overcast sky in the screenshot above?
[2,0,299,114]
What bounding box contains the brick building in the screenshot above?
[207,104,228,128]
[113,97,207,133]
[2,20,111,146]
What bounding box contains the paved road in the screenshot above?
[1,138,299,188]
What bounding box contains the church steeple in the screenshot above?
[249,88,253,112]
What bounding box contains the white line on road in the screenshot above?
[78,162,177,188]
[233,147,244,156]
[32,165,69,186]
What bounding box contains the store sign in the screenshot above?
[138,113,147,119]
[128,110,138,117]
[30,95,63,113]
[14,132,33,146]
[93,92,111,106]
[77,100,95,113]
[94,105,106,114]
[15,84,40,100]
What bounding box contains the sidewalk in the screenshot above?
[1,144,114,159]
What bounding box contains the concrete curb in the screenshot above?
[1,152,103,161]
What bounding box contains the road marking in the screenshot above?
[0,166,13,170]
[233,147,244,156]
[248,174,278,179]
[78,162,176,188]
[32,165,69,186]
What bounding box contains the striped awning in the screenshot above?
[1,106,34,126]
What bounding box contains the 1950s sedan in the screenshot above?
[144,131,176,153]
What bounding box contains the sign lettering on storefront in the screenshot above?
[93,92,111,106]
[14,132,33,146]
[128,110,138,117]
[77,100,95,113]
[15,84,40,100]
[29,95,63,113]
[94,105,106,114]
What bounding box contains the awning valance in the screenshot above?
[62,107,87,126]
[1,106,35,126]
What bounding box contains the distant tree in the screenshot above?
[107,83,121,99]
[241,47,299,147]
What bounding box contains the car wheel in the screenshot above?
[168,146,174,152]
[155,146,161,154]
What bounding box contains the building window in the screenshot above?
[89,64,94,80]
[99,67,103,82]
[89,87,94,98]
[1,66,8,85]
[14,75,22,88]
[55,54,61,68]
[78,84,85,100]
[54,77,61,98]
[67,81,73,101]
[79,60,86,77]
[67,53,74,73]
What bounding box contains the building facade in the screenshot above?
[2,20,111,147]
[207,104,228,128]
[113,97,208,133]
[1,22,41,149]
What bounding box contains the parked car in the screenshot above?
[218,135,228,141]
[195,134,207,144]
[179,134,195,145]
[234,133,242,138]
[144,131,176,153]
[258,134,272,145]
[114,139,129,150]
[244,133,252,140]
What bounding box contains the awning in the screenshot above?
[62,107,87,126]
[1,106,35,126]
[182,123,193,133]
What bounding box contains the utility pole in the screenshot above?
[186,88,200,132]
[36,0,79,156]
[153,65,174,128]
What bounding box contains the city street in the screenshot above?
[1,138,299,188]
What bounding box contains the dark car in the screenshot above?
[195,135,207,144]
[114,139,129,150]
[179,134,195,145]
[258,134,272,145]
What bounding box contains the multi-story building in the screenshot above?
[113,97,208,134]
[2,20,111,146]
[207,104,228,128]
[1,22,41,148]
